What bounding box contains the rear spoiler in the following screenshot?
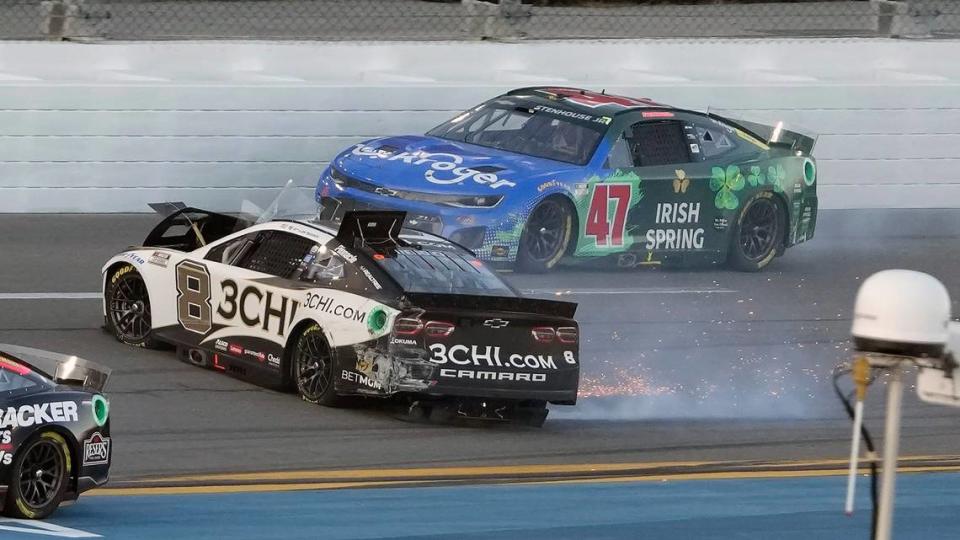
[144,204,251,251]
[336,210,406,252]
[709,113,817,155]
[0,344,112,393]
[406,293,577,319]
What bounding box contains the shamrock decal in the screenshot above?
[767,164,786,193]
[747,165,765,187]
[710,165,745,210]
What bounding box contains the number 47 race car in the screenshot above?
[101,188,579,426]
[318,86,818,272]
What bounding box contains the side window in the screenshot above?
[605,135,634,169]
[294,244,379,292]
[0,363,38,394]
[625,120,691,167]
[235,230,316,279]
[205,232,258,265]
[296,245,347,284]
[694,121,739,159]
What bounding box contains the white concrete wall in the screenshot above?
[0,39,958,212]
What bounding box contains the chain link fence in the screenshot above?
[0,0,957,41]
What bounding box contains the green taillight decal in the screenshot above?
[804,159,816,186]
[92,394,109,427]
[367,307,387,334]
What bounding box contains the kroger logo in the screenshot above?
[351,145,516,190]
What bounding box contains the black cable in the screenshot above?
[833,365,879,540]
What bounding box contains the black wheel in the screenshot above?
[729,193,783,272]
[4,432,71,519]
[293,324,343,407]
[516,197,574,273]
[105,264,161,348]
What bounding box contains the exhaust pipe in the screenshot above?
[617,253,637,268]
[187,348,209,368]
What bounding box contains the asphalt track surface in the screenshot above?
[1,209,959,483]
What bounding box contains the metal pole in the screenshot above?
[877,363,904,540]
[844,399,864,515]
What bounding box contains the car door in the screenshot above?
[154,228,315,367]
[589,113,716,264]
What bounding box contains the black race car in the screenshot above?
[102,201,579,426]
[0,345,111,519]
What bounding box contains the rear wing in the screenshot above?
[709,111,818,156]
[406,293,577,319]
[336,210,406,253]
[0,344,112,393]
[144,203,252,252]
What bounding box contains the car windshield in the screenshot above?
[427,101,605,165]
[374,236,517,297]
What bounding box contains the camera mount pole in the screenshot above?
[845,357,870,515]
[877,361,905,540]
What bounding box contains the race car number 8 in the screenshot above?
[176,260,212,334]
[585,183,631,248]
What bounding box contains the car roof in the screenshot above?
[506,86,674,117]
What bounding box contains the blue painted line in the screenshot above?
[11,473,960,539]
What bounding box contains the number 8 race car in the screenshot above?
[101,194,580,425]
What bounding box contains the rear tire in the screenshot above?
[4,432,71,519]
[728,193,783,272]
[105,264,161,348]
[516,197,574,273]
[293,324,344,407]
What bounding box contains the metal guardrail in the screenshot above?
[0,0,957,41]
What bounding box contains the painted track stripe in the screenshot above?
[0,292,100,300]
[92,464,960,497]
[109,454,960,487]
[130,460,719,484]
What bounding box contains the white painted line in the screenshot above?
[0,519,101,537]
[521,287,737,296]
[0,292,100,300]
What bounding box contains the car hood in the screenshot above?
[333,135,579,195]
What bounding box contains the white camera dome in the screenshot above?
[851,269,951,357]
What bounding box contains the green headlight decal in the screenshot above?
[367,307,387,334]
[803,159,816,186]
[92,394,109,427]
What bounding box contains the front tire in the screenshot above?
[516,197,574,273]
[105,264,161,348]
[293,324,343,407]
[728,193,783,272]
[4,432,71,519]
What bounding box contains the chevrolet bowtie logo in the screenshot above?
[375,187,398,197]
[483,319,509,329]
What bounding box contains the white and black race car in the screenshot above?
[101,202,579,425]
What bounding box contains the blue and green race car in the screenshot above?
[317,87,818,272]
